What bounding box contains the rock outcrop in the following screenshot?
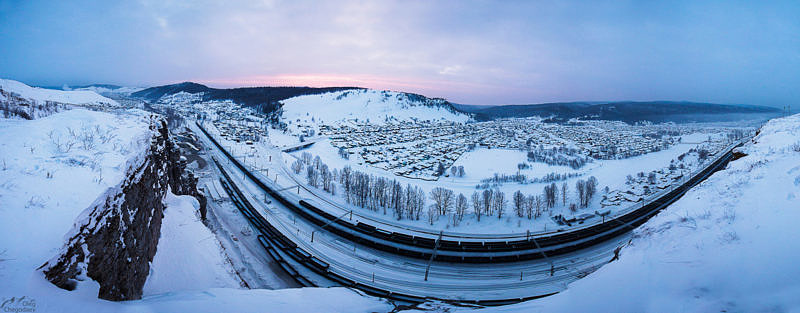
[40,117,206,301]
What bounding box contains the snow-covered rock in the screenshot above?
[41,115,207,301]
[0,108,390,312]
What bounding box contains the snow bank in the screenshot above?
[12,278,391,313]
[144,192,242,295]
[430,113,800,312]
[0,78,118,106]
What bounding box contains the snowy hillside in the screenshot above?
[67,85,144,97]
[0,108,153,298]
[416,113,800,312]
[279,89,470,129]
[0,108,391,312]
[0,79,118,106]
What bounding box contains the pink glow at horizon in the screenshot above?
[2,1,798,107]
[196,74,524,104]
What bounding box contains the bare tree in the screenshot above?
[551,182,558,207]
[524,195,535,219]
[404,184,417,220]
[492,190,506,219]
[435,162,446,176]
[482,189,493,216]
[513,190,525,217]
[415,188,425,220]
[313,155,322,169]
[301,152,312,165]
[455,193,468,221]
[586,176,598,206]
[576,179,586,207]
[543,183,557,208]
[561,182,568,206]
[535,195,543,218]
[430,187,454,216]
[471,191,483,221]
[390,180,404,220]
[427,206,437,225]
[306,166,318,187]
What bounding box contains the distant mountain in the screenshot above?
[132,82,363,113]
[450,103,494,113]
[69,84,124,90]
[466,101,782,123]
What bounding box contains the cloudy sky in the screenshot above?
[1,0,798,107]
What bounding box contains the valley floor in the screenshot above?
[402,114,800,312]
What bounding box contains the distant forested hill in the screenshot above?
[132,82,363,113]
[466,101,782,123]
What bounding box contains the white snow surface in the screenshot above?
[0,78,119,106]
[0,109,152,283]
[143,192,242,295]
[273,132,724,234]
[68,85,144,96]
[410,113,800,312]
[0,109,391,313]
[280,89,469,129]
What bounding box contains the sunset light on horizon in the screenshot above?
[2,0,799,106]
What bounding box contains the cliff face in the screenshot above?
[41,117,206,301]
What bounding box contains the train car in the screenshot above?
[257,235,271,249]
[356,222,377,234]
[309,256,330,271]
[355,283,390,298]
[294,276,315,287]
[326,271,356,287]
[294,247,312,261]
[277,260,299,277]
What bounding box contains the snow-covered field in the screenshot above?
[0,108,391,313]
[0,79,118,106]
[406,113,800,312]
[271,131,729,234]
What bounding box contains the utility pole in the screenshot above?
[424,231,443,281]
[530,235,555,276]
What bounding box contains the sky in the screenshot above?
[1,0,799,107]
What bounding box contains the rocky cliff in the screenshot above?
[40,117,206,301]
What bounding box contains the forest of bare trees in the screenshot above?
[295,153,602,226]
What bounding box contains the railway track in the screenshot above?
[196,121,745,262]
